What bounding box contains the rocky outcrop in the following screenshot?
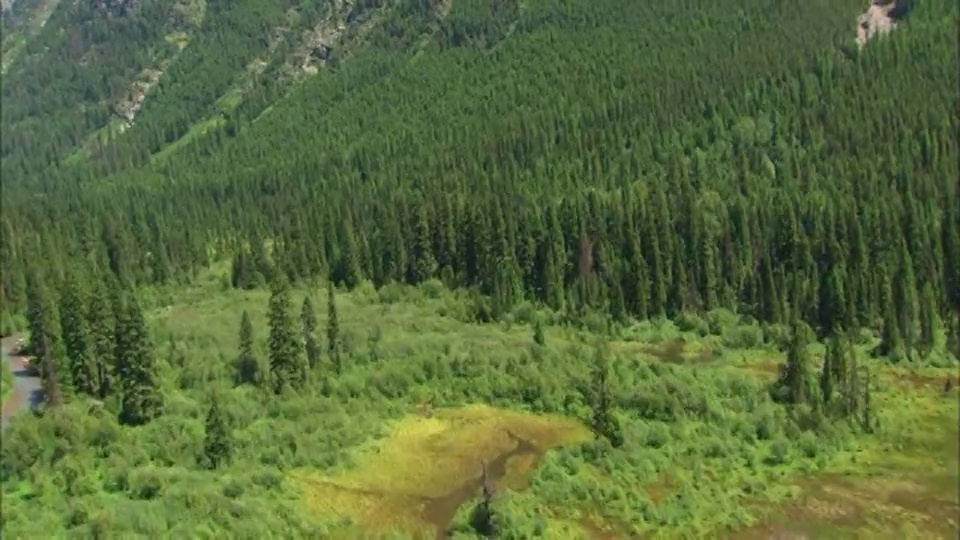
[114,67,164,128]
[856,0,906,47]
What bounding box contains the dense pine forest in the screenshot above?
[1,0,958,537]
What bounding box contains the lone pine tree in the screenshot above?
[235,310,259,386]
[115,293,163,426]
[777,320,811,406]
[590,344,624,448]
[327,284,341,375]
[268,279,304,393]
[301,295,321,370]
[203,397,232,469]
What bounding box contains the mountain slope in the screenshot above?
[0,1,958,538]
[0,0,957,345]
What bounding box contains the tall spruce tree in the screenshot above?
[235,310,259,386]
[59,270,95,396]
[301,296,321,370]
[203,397,232,469]
[268,278,303,393]
[87,278,116,399]
[25,268,70,394]
[917,283,938,359]
[590,343,624,448]
[115,292,163,426]
[778,320,811,405]
[327,284,341,375]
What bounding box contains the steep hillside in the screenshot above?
[0,0,958,537]
[0,0,453,183]
[2,0,956,339]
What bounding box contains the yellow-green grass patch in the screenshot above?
[290,404,592,538]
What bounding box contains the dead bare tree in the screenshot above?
[471,459,497,537]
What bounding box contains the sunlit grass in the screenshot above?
[133,267,958,538]
[290,404,591,538]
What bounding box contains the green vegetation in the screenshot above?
[1,355,12,403]
[1,269,957,537]
[0,0,957,537]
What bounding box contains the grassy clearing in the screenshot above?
[142,268,958,538]
[291,404,591,538]
[63,118,129,165]
[149,116,224,164]
[735,377,959,539]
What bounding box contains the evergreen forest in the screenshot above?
[0,0,957,537]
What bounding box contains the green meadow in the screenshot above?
[4,264,954,538]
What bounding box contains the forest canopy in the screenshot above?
[1,0,958,537]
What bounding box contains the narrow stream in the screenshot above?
[423,431,540,539]
[1,334,42,431]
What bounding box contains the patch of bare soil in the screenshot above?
[885,371,957,394]
[732,474,960,540]
[642,338,717,365]
[856,0,903,47]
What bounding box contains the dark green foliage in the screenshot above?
[25,268,70,394]
[235,310,259,386]
[87,279,117,399]
[115,292,163,425]
[533,319,545,346]
[203,397,232,469]
[775,321,812,406]
[301,296,321,370]
[470,460,498,537]
[268,279,304,393]
[0,0,954,371]
[0,1,956,537]
[861,367,875,433]
[327,285,341,375]
[589,343,623,448]
[59,270,96,396]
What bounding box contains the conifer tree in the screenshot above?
[41,352,63,408]
[845,349,860,418]
[87,278,116,399]
[335,218,362,289]
[115,293,163,425]
[60,271,95,396]
[268,278,303,393]
[778,320,810,405]
[327,284,341,375]
[819,338,834,409]
[946,312,960,361]
[533,318,546,346]
[917,282,938,359]
[235,310,259,386]
[410,204,437,283]
[203,397,232,469]
[590,344,624,448]
[539,206,567,311]
[861,367,875,433]
[820,328,848,413]
[301,296,321,370]
[25,268,70,394]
